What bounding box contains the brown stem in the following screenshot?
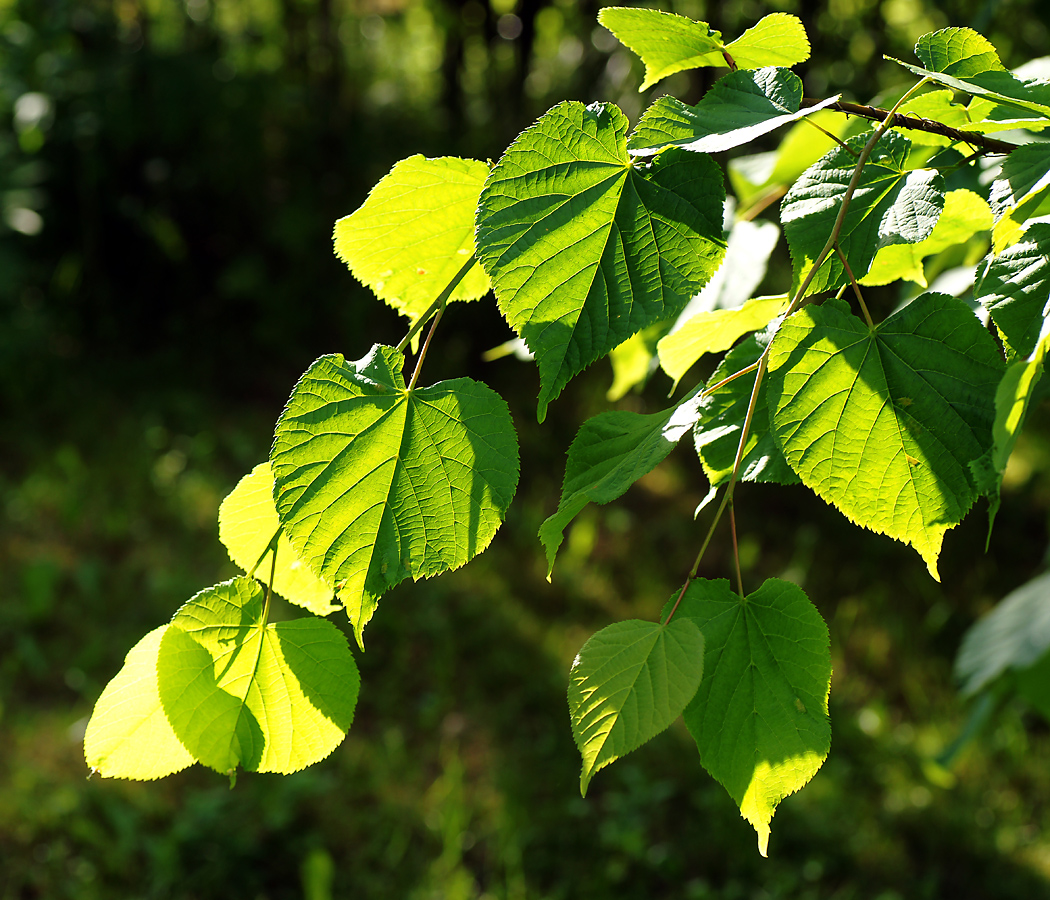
[729,498,744,597]
[408,301,445,391]
[835,243,875,327]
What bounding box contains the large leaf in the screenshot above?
[988,143,1050,253]
[475,101,726,421]
[569,618,705,795]
[271,346,520,645]
[781,131,945,298]
[218,462,339,616]
[976,221,1050,357]
[540,387,705,577]
[333,156,490,323]
[669,577,831,856]
[628,68,839,156]
[157,577,359,775]
[767,294,1002,578]
[84,626,195,780]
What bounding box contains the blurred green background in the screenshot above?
[4,0,1050,897]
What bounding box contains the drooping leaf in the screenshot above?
[693,333,799,488]
[767,294,1003,578]
[271,347,519,646]
[84,626,195,780]
[989,143,1050,253]
[218,462,339,616]
[862,188,992,287]
[333,156,490,323]
[668,577,831,857]
[540,387,705,577]
[976,221,1050,357]
[156,577,359,775]
[569,618,705,795]
[628,68,839,156]
[475,101,726,421]
[781,131,945,298]
[723,13,810,70]
[915,27,1005,78]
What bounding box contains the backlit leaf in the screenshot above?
[989,143,1050,253]
[915,27,1005,77]
[723,13,810,70]
[976,221,1050,357]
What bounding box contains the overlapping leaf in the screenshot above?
[988,144,1050,253]
[668,577,831,857]
[781,131,945,298]
[271,346,519,646]
[219,462,339,616]
[333,155,490,323]
[569,618,705,794]
[976,222,1050,357]
[767,294,1002,578]
[628,67,839,156]
[475,101,726,421]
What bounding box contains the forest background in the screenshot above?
[3,0,1050,897]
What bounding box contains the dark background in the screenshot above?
[3,0,1050,897]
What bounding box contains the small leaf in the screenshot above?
[333,155,490,324]
[989,143,1050,253]
[893,90,976,147]
[218,462,339,616]
[722,14,810,70]
[84,626,195,781]
[669,577,831,857]
[607,324,663,401]
[915,27,1005,77]
[569,618,705,795]
[976,221,1050,357]
[157,577,360,774]
[767,294,1003,578]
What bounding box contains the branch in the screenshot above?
[801,98,1018,155]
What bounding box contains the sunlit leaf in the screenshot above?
[915,27,1005,77]
[723,13,810,70]
[989,144,1050,253]
[976,222,1050,356]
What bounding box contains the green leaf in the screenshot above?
[628,68,838,156]
[658,294,787,389]
[693,333,800,488]
[767,294,1003,578]
[540,388,705,577]
[893,90,975,147]
[782,131,945,298]
[606,324,663,402]
[475,101,727,421]
[84,626,195,781]
[915,27,1005,78]
[597,7,725,90]
[333,155,490,324]
[218,462,339,616]
[976,222,1050,357]
[569,618,705,795]
[723,13,810,70]
[956,569,1050,695]
[989,144,1050,253]
[157,577,360,774]
[271,347,520,646]
[669,577,831,857]
[862,188,992,287]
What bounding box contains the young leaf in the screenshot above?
[271,346,520,646]
[606,324,663,401]
[915,27,1005,77]
[333,155,490,324]
[475,101,726,421]
[540,387,705,577]
[218,462,339,616]
[723,13,810,70]
[569,618,705,795]
[628,67,839,157]
[157,577,360,774]
[767,294,1003,578]
[597,7,725,91]
[891,90,974,147]
[669,577,831,857]
[782,131,945,298]
[989,144,1050,253]
[976,221,1050,357]
[84,626,195,781]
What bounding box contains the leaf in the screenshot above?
[606,324,663,402]
[157,577,360,774]
[915,27,1005,78]
[781,131,945,298]
[597,7,726,91]
[218,463,339,616]
[669,577,831,857]
[767,294,1003,578]
[894,90,975,148]
[271,346,520,646]
[862,188,992,288]
[956,569,1050,695]
[540,388,705,577]
[569,618,705,795]
[628,68,839,156]
[693,333,800,488]
[989,143,1050,253]
[333,156,490,324]
[84,626,196,780]
[976,221,1050,357]
[475,101,726,421]
[723,13,810,70]
[658,294,787,389]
